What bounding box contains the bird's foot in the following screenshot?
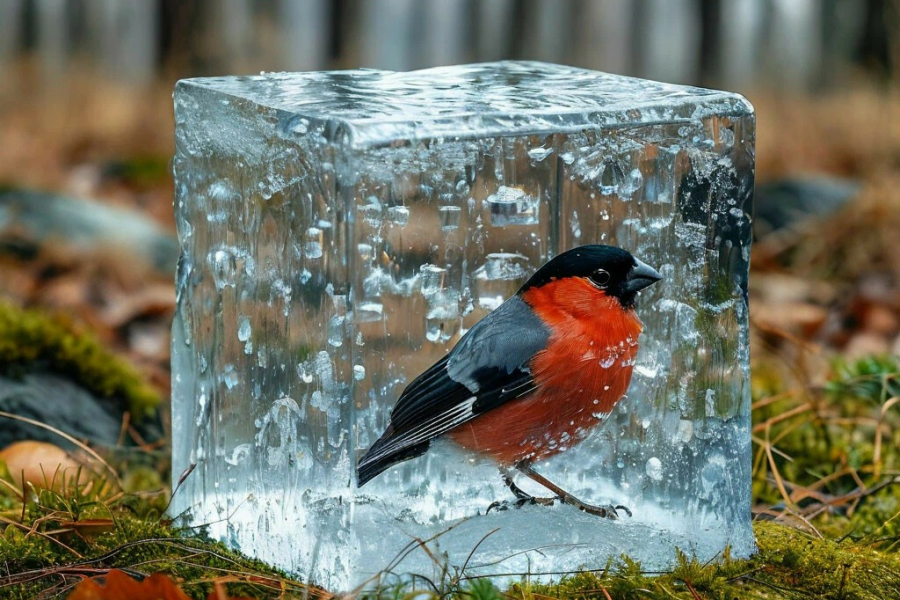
[559,496,632,520]
[486,494,558,514]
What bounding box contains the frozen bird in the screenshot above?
[357,245,661,518]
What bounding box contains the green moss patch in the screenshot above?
[0,302,160,420]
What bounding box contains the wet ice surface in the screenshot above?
[171,61,755,590]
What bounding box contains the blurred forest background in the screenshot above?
[0,0,896,378]
[1,1,900,598]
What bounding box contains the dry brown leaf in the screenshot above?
[67,570,192,600]
[66,569,260,600]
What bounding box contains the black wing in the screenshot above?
[357,295,550,486]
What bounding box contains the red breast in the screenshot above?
[448,277,643,465]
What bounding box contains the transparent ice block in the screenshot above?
[171,61,755,590]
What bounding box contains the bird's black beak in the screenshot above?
[624,258,662,293]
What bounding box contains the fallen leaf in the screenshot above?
[66,569,261,600]
[67,570,192,600]
[0,440,87,491]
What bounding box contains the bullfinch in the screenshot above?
[357,245,661,518]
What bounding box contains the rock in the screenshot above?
[0,188,177,274]
[754,175,860,236]
[0,373,126,448]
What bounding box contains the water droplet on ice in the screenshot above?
[237,316,251,342]
[353,365,366,380]
[599,347,617,368]
[646,457,663,481]
[211,248,237,290]
[291,118,309,135]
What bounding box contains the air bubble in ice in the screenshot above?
[474,253,529,282]
[222,364,239,390]
[560,151,575,164]
[353,365,366,380]
[705,388,717,416]
[425,302,459,343]
[305,227,323,258]
[599,160,625,195]
[657,298,700,344]
[387,206,409,226]
[211,248,237,290]
[328,315,345,347]
[646,457,663,481]
[473,253,529,309]
[357,243,373,261]
[677,419,694,444]
[310,390,328,411]
[701,454,727,496]
[225,443,253,466]
[291,118,309,135]
[621,168,643,197]
[719,127,735,148]
[420,264,447,297]
[570,211,582,239]
[527,146,553,162]
[357,302,384,323]
[439,206,462,230]
[486,186,539,226]
[358,197,382,227]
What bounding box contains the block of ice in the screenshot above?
[171,61,755,591]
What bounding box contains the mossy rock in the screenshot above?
[0,302,161,446]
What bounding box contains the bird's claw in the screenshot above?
[487,495,558,514]
[568,500,632,520]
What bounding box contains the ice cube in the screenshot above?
[172,61,755,590]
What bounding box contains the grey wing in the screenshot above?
[447,295,551,394]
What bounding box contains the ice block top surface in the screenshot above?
[180,61,752,148]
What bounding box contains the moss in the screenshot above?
[0,472,311,599]
[0,301,160,420]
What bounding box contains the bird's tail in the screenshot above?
[356,425,430,487]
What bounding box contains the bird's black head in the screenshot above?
[518,245,662,307]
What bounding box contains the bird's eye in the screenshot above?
[589,269,610,288]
